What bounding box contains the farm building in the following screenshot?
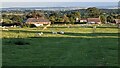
[76,18,87,23]
[80,19,87,22]
[115,19,120,24]
[25,18,51,26]
[76,18,80,22]
[87,18,101,24]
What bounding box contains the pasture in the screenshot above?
[1,24,119,66]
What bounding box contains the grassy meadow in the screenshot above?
[1,24,119,66]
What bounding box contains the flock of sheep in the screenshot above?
[35,31,65,37]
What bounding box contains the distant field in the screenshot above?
[1,24,119,66]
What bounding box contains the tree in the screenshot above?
[107,16,115,23]
[56,17,63,22]
[67,12,80,23]
[3,19,13,24]
[100,15,106,24]
[69,17,75,24]
[10,15,23,23]
[73,11,81,19]
[2,14,7,19]
[26,10,44,18]
[49,16,56,24]
[87,7,101,18]
[63,14,70,23]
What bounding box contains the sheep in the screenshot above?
[52,31,57,34]
[35,32,43,37]
[57,31,64,34]
[40,32,43,35]
[52,31,64,34]
[2,28,9,31]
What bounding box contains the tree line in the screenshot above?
[1,7,120,24]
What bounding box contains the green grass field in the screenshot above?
[1,24,119,66]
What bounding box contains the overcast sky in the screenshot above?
[0,0,119,2]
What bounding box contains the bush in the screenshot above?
[29,24,36,28]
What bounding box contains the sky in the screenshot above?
[1,2,118,8]
[0,0,119,8]
[0,0,119,2]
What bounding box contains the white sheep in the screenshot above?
[3,28,9,31]
[52,31,57,34]
[59,31,64,34]
[40,32,43,35]
[35,32,43,37]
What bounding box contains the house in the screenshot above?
[25,18,51,26]
[80,19,87,22]
[87,18,101,24]
[0,19,3,23]
[76,18,80,22]
[115,19,120,24]
[76,18,87,23]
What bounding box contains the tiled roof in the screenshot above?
[115,19,120,23]
[26,18,50,23]
[87,18,101,22]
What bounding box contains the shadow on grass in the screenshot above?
[2,36,118,46]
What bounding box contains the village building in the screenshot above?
[0,19,3,23]
[80,19,87,22]
[87,18,101,24]
[76,18,80,22]
[25,17,51,27]
[115,19,120,24]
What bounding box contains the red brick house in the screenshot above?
[80,19,87,22]
[26,18,51,26]
[87,18,101,24]
[115,19,120,24]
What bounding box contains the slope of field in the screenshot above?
[1,24,119,66]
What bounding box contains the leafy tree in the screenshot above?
[56,17,63,22]
[63,14,70,23]
[26,10,44,18]
[69,17,75,24]
[100,15,106,24]
[2,14,7,19]
[107,16,115,23]
[10,15,23,23]
[49,16,56,24]
[87,7,101,18]
[73,11,81,19]
[67,12,80,23]
[3,19,13,24]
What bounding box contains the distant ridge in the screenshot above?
[1,6,118,11]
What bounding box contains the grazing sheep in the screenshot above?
[40,32,43,35]
[35,32,43,37]
[67,26,70,28]
[52,31,57,34]
[3,28,9,31]
[58,31,64,34]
